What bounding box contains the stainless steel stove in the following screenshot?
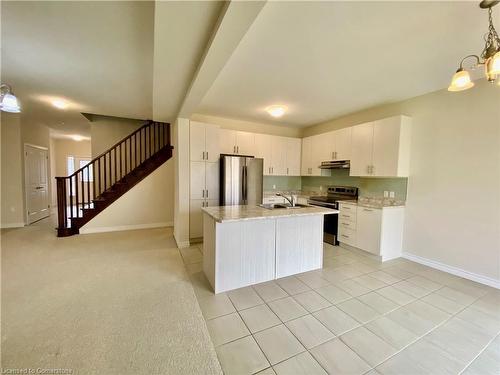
[308,186,358,245]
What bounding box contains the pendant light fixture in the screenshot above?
[0,84,21,113]
[448,0,500,91]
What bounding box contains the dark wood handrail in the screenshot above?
[55,120,171,235]
[65,120,154,179]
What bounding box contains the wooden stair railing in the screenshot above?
[55,120,172,237]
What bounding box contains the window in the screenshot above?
[80,160,93,182]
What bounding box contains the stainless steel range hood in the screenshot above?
[318,160,350,169]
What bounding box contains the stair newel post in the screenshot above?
[56,177,67,230]
[75,174,79,218]
[129,136,132,172]
[135,133,138,168]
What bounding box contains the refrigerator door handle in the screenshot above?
[242,165,248,203]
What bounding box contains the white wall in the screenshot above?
[50,138,91,207]
[81,161,173,233]
[304,80,500,285]
[173,118,190,247]
[1,112,25,227]
[83,115,174,232]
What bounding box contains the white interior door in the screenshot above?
[25,144,50,224]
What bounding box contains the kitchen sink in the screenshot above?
[259,203,310,210]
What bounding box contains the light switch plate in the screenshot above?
[384,191,389,198]
[389,191,395,198]
[273,184,276,189]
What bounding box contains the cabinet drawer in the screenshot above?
[338,228,356,246]
[339,220,356,231]
[263,196,286,204]
[339,203,356,212]
[339,210,357,223]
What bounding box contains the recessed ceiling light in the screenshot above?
[72,135,84,141]
[266,105,287,118]
[52,99,68,109]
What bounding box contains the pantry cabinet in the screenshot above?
[190,121,220,163]
[350,116,411,177]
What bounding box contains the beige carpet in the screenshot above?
[1,218,222,375]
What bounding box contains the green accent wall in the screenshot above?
[265,170,408,200]
[263,176,302,191]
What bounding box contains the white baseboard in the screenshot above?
[402,252,500,289]
[80,221,173,234]
[174,238,191,249]
[0,222,25,229]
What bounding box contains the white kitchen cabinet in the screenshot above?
[356,207,382,255]
[218,128,237,155]
[350,116,411,177]
[286,138,301,176]
[190,121,220,162]
[301,135,323,176]
[275,215,323,278]
[338,203,405,261]
[236,131,255,155]
[254,133,273,175]
[190,199,204,238]
[217,129,256,156]
[317,131,335,162]
[333,127,352,161]
[301,137,312,175]
[205,162,219,200]
[372,116,411,177]
[350,122,374,176]
[271,136,287,175]
[190,162,206,200]
[255,134,300,176]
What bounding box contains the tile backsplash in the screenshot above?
[265,170,408,200]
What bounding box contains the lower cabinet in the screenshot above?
[356,207,382,255]
[338,202,405,261]
[190,199,218,239]
[275,215,323,278]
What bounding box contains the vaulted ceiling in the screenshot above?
[1,1,495,137]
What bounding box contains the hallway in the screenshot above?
[1,219,221,374]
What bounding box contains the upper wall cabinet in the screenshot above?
[190,121,220,163]
[301,135,325,176]
[333,127,352,161]
[255,134,301,176]
[218,129,256,156]
[350,115,411,177]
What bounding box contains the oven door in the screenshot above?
[307,200,339,246]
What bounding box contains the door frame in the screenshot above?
[24,143,50,224]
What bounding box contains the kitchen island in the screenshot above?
[201,205,338,293]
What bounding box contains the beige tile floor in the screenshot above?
[183,242,500,375]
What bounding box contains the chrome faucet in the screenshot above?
[276,192,296,207]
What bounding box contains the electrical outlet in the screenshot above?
[383,191,389,198]
[273,184,276,190]
[389,191,395,198]
[319,186,323,191]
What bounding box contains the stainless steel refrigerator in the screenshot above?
[220,155,263,206]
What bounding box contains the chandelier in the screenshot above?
[448,0,500,91]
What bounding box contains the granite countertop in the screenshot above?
[202,205,338,223]
[340,197,406,209]
[263,190,326,199]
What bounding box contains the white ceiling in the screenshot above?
[197,1,494,127]
[1,1,224,137]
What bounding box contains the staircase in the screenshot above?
[55,120,173,237]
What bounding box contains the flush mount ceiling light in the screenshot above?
[72,135,84,141]
[448,0,500,91]
[52,99,68,109]
[0,84,21,113]
[266,105,287,118]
